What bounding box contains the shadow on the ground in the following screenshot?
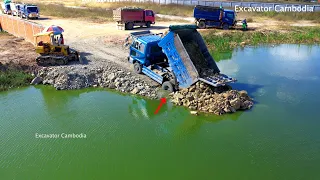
[37,17,51,20]
[125,25,169,31]
[78,52,92,65]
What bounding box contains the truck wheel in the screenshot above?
[223,24,229,30]
[198,21,206,29]
[134,62,142,74]
[162,81,175,92]
[126,22,134,30]
[146,22,151,28]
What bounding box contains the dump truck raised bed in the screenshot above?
[194,5,236,29]
[113,7,155,30]
[127,25,236,92]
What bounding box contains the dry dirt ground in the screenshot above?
[28,17,185,86]
[0,33,39,71]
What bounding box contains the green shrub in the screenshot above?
[0,67,33,91]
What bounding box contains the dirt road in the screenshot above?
[32,16,183,43]
[29,17,184,80]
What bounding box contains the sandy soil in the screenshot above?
[0,33,39,71]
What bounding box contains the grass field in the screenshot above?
[201,26,320,60]
[249,11,320,23]
[36,3,193,22]
[37,4,114,22]
[23,0,320,23]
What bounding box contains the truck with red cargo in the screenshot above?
[113,7,155,30]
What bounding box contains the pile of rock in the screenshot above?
[169,81,254,115]
[31,65,253,115]
[32,65,160,99]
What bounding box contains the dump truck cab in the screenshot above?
[223,9,237,27]
[20,4,39,19]
[128,31,177,91]
[113,7,155,30]
[1,3,12,14]
[194,5,237,29]
[128,32,166,67]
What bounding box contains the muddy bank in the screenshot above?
[169,82,254,115]
[0,34,39,91]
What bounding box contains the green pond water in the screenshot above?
[1,45,320,180]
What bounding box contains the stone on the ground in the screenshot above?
[131,87,140,94]
[169,81,254,115]
[190,111,198,115]
[230,98,241,110]
[240,41,246,46]
[30,76,42,85]
[36,65,159,99]
[107,73,116,81]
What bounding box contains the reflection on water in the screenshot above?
[128,96,244,139]
[128,97,172,120]
[219,44,320,107]
[269,44,315,61]
[212,50,233,62]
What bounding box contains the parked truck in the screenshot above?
[1,1,11,15]
[113,7,155,30]
[9,2,18,16]
[193,5,237,29]
[20,4,39,19]
[127,25,236,92]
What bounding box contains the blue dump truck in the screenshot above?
[193,5,236,29]
[127,25,236,92]
[1,2,11,15]
[19,4,39,19]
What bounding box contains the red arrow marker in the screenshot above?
[154,97,167,114]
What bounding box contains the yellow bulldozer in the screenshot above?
[34,32,81,66]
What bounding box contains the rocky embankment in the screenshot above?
[169,82,254,115]
[31,66,254,115]
[31,65,160,99]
